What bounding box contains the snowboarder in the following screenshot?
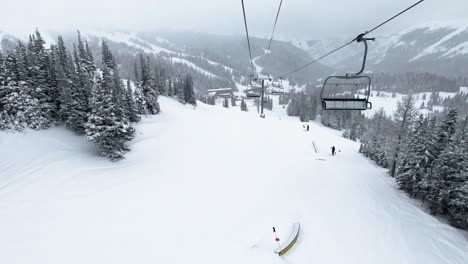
[331,146,336,156]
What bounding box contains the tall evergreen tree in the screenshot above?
[184,74,196,106]
[420,109,459,214]
[390,94,417,177]
[241,98,248,111]
[85,73,134,161]
[125,79,140,123]
[139,54,160,114]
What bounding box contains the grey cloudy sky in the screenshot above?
[1,0,467,39]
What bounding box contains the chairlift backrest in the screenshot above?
[320,75,372,111]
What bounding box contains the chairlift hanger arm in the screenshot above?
[348,35,375,76]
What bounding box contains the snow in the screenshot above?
[1,97,468,264]
[363,90,461,118]
[442,41,468,57]
[91,31,176,55]
[252,56,263,72]
[205,58,234,73]
[170,57,218,78]
[460,87,468,94]
[410,25,468,62]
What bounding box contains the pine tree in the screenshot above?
[184,74,196,106]
[448,180,468,229]
[2,80,48,130]
[241,98,248,111]
[66,44,89,133]
[45,45,60,121]
[231,96,237,107]
[26,29,53,128]
[421,109,458,214]
[223,97,229,108]
[85,74,134,161]
[390,94,416,177]
[430,125,465,215]
[155,66,166,96]
[139,55,160,114]
[167,78,174,97]
[125,79,140,123]
[76,30,95,75]
[176,76,186,104]
[134,85,147,114]
[396,115,431,197]
[0,110,12,130]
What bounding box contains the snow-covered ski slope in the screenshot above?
[0,97,467,264]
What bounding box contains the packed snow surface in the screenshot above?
[170,57,217,78]
[0,97,467,264]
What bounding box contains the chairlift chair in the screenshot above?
[245,87,261,98]
[320,34,374,111]
[320,76,372,110]
[269,78,285,95]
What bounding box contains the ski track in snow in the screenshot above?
[0,97,467,264]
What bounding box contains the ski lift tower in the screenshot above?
[257,73,272,118]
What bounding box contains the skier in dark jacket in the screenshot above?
[331,146,336,156]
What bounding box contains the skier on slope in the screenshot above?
[331,146,336,156]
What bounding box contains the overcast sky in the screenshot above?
[1,0,467,39]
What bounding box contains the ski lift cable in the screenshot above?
[241,0,256,75]
[267,0,284,52]
[284,0,425,77]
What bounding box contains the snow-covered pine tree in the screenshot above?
[0,110,12,130]
[420,109,458,214]
[167,77,174,97]
[134,85,147,114]
[429,119,466,215]
[231,96,237,107]
[184,74,196,106]
[389,94,417,177]
[176,76,186,104]
[26,30,53,128]
[139,54,160,114]
[45,45,60,121]
[223,97,229,108]
[299,97,310,122]
[76,30,95,75]
[241,98,248,111]
[155,66,166,96]
[446,117,468,228]
[133,61,147,114]
[86,72,134,161]
[65,44,89,133]
[396,115,431,197]
[448,180,468,229]
[359,108,392,168]
[342,129,351,139]
[125,79,140,123]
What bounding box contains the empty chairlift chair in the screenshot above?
[245,88,262,98]
[245,74,262,98]
[320,75,372,110]
[320,33,375,111]
[269,78,284,95]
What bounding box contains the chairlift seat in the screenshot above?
[322,98,372,110]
